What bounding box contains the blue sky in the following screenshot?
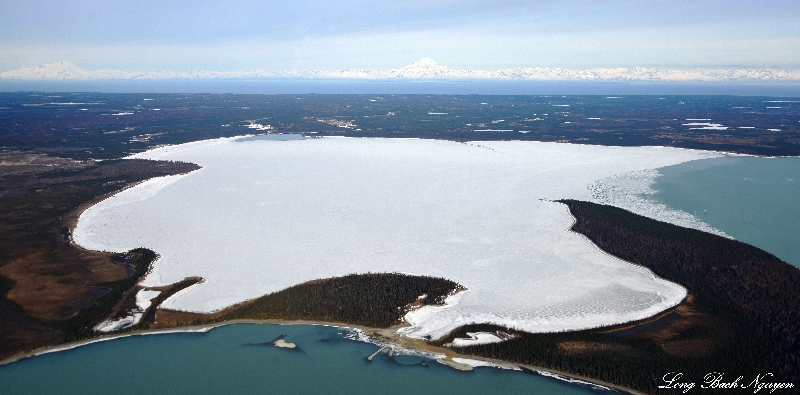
[1,0,799,72]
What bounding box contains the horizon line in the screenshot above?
[3,58,800,83]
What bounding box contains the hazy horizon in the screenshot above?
[2,1,798,75]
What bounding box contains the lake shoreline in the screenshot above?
[0,318,644,395]
[74,136,698,334]
[10,136,680,394]
[9,137,788,393]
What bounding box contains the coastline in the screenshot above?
[12,138,779,394]
[11,138,673,394]
[0,318,645,395]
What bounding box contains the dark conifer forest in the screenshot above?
[156,273,462,329]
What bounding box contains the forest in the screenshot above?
[152,273,463,329]
[2,92,799,158]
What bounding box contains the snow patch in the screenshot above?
[683,122,728,130]
[451,358,521,370]
[448,331,518,347]
[93,289,161,332]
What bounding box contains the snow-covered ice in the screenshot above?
[135,289,161,311]
[449,331,517,347]
[93,289,161,332]
[452,332,504,347]
[74,137,721,339]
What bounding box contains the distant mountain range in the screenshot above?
[2,58,799,82]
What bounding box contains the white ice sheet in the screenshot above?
[74,137,720,339]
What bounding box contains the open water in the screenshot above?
[1,324,609,395]
[652,156,800,268]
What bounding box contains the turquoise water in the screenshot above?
[1,324,607,395]
[652,156,800,268]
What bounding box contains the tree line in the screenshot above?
[220,273,462,328]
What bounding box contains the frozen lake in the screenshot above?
[74,137,720,339]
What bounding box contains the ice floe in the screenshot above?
[589,169,730,238]
[75,137,721,339]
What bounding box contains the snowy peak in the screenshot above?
[394,58,452,78]
[0,61,92,80]
[401,58,449,72]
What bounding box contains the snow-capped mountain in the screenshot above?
[391,58,453,78]
[2,59,799,82]
[0,61,95,80]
